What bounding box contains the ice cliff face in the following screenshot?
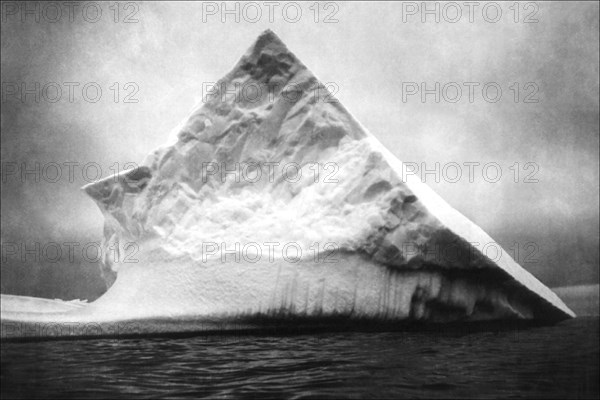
[81,30,573,323]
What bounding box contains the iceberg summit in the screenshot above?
[1,30,574,339]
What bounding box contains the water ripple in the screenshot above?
[2,318,598,399]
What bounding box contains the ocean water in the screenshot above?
[1,318,598,399]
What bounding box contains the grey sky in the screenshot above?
[1,1,598,299]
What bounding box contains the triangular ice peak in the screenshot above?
[75,29,576,332]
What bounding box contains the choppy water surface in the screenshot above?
[2,318,598,399]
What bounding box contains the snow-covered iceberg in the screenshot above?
[1,30,574,339]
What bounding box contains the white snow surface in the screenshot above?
[1,30,574,338]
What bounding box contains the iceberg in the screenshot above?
[1,30,574,339]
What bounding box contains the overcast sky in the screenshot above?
[1,1,598,299]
